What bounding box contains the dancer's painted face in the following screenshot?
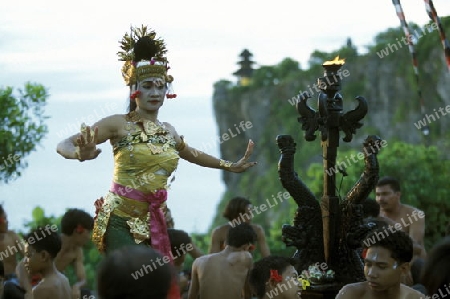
[135,77,167,112]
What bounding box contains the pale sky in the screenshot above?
[1,0,449,234]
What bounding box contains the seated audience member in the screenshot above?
[17,227,71,299]
[0,261,25,299]
[189,223,257,299]
[166,210,203,259]
[421,236,450,297]
[209,196,270,257]
[167,228,196,298]
[96,245,173,299]
[167,228,193,272]
[410,258,427,295]
[248,255,300,299]
[2,261,26,299]
[336,228,423,299]
[55,208,94,299]
[0,205,25,282]
[375,176,426,259]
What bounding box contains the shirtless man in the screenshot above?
[189,222,257,299]
[0,205,25,279]
[375,177,426,259]
[209,196,270,257]
[54,208,93,299]
[17,227,71,299]
[336,228,423,299]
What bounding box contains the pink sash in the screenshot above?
[110,182,172,260]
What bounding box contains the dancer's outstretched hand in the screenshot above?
[228,139,257,173]
[75,123,102,161]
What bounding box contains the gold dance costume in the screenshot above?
[92,111,180,255]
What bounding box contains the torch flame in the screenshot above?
[323,56,345,66]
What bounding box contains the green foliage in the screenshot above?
[0,83,49,183]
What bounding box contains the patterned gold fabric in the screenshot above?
[92,114,180,253]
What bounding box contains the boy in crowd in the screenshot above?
[17,227,71,299]
[336,228,423,299]
[55,208,94,299]
[167,228,196,298]
[188,223,256,299]
[248,255,300,299]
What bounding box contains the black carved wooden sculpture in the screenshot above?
[276,58,383,287]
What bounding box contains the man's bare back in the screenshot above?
[0,230,25,275]
[337,282,425,299]
[189,247,252,299]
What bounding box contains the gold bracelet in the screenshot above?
[219,159,233,168]
[176,136,186,151]
[75,146,84,162]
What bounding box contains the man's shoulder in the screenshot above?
[193,252,217,265]
[6,230,21,238]
[210,225,229,238]
[401,284,426,298]
[402,285,426,298]
[402,204,424,214]
[251,223,264,233]
[214,224,230,233]
[336,282,366,298]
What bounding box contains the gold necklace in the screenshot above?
[127,111,166,136]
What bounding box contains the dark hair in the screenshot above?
[376,176,401,192]
[134,36,158,62]
[227,223,257,248]
[223,197,251,221]
[167,228,191,257]
[61,208,94,235]
[97,245,173,299]
[249,255,298,299]
[0,204,4,216]
[26,227,61,258]
[362,228,413,264]
[421,236,450,296]
[362,198,380,218]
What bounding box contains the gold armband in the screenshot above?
[219,159,233,168]
[176,136,186,151]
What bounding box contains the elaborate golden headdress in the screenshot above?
[117,25,176,98]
